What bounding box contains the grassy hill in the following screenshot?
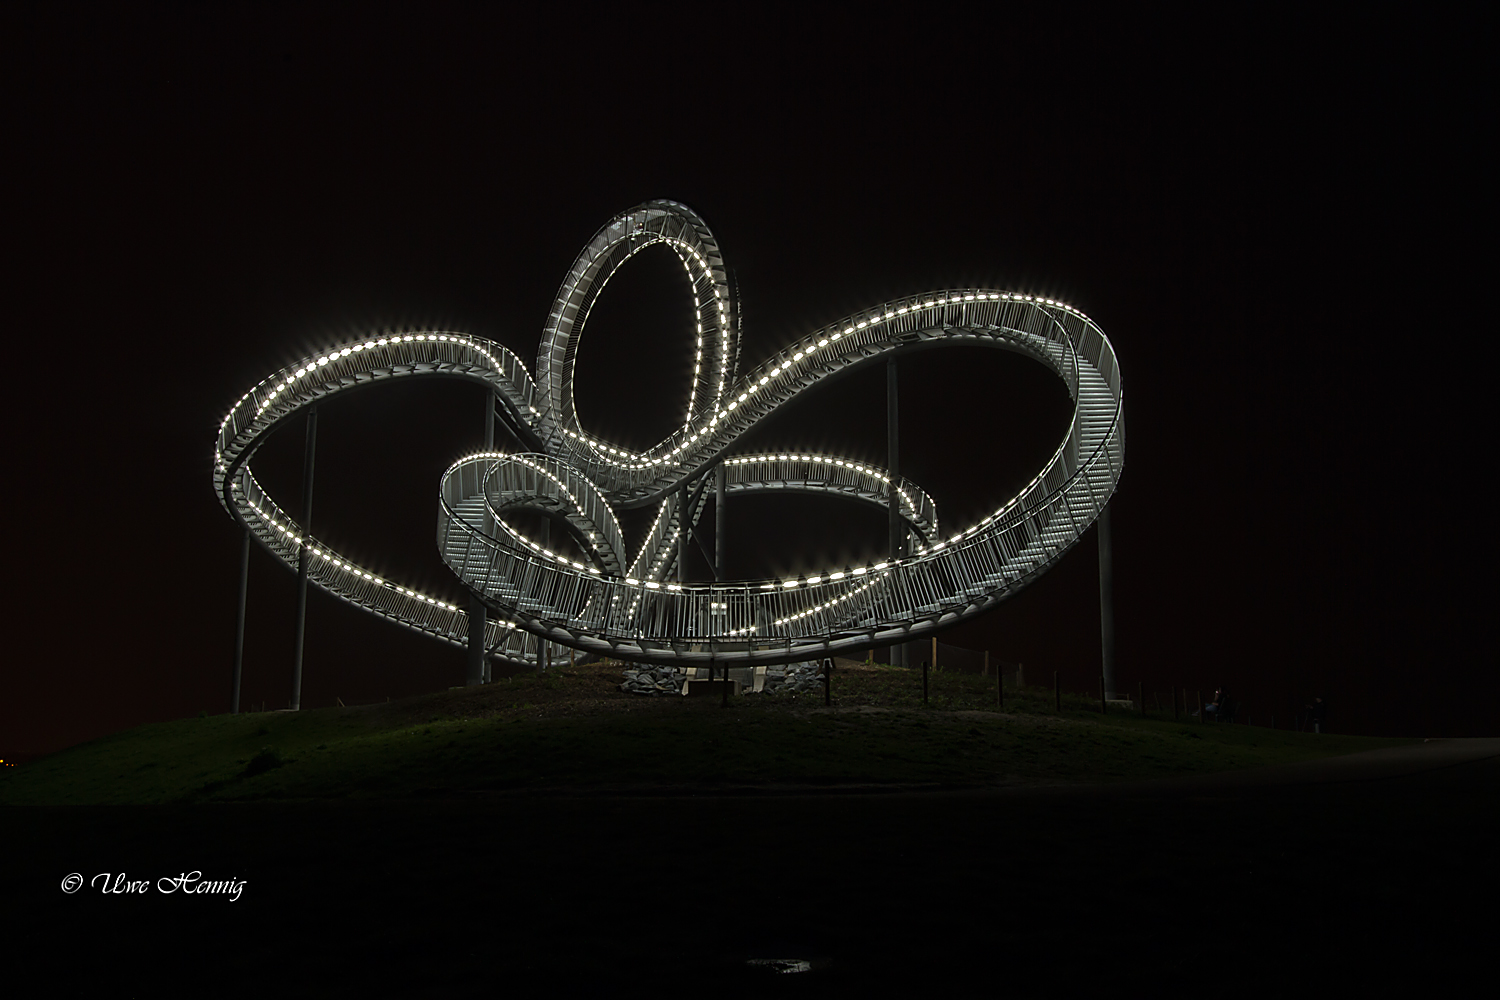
[0,662,1413,806]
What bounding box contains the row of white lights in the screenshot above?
[442,455,912,614]
[554,290,1089,481]
[450,452,607,575]
[773,571,885,627]
[218,332,526,435]
[673,238,731,428]
[449,450,946,604]
[557,230,731,471]
[244,498,498,620]
[626,495,674,581]
[723,567,891,636]
[725,453,932,536]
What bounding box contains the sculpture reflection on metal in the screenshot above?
[213,200,1123,670]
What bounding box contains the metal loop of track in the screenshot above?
[214,200,1124,669]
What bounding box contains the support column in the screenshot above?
[231,528,250,714]
[290,407,317,712]
[715,462,726,582]
[712,462,726,686]
[538,515,550,672]
[484,391,494,453]
[678,480,690,584]
[467,595,486,686]
[481,393,496,534]
[1099,503,1116,699]
[886,357,903,669]
[468,390,495,686]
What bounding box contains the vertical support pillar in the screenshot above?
[679,480,690,584]
[538,514,550,671]
[1098,503,1116,699]
[886,356,902,669]
[290,406,317,712]
[231,528,250,714]
[468,389,495,686]
[484,390,495,453]
[466,596,486,686]
[481,394,496,536]
[715,463,726,582]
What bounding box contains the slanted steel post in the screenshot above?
[1098,503,1116,699]
[290,407,317,712]
[231,528,249,714]
[887,356,902,669]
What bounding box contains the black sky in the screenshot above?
[3,7,1490,757]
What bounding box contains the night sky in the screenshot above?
[5,8,1489,759]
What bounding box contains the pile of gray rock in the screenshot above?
[618,667,687,696]
[759,661,826,695]
[618,661,829,696]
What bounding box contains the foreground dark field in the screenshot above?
[5,666,1495,995]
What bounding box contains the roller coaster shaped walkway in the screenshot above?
[213,200,1124,670]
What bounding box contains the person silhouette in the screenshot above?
[1307,696,1327,734]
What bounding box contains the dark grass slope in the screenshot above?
[1,663,1410,806]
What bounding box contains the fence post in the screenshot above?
[932,636,939,674]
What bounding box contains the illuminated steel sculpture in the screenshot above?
[213,200,1123,675]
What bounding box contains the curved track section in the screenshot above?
[215,202,1124,669]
